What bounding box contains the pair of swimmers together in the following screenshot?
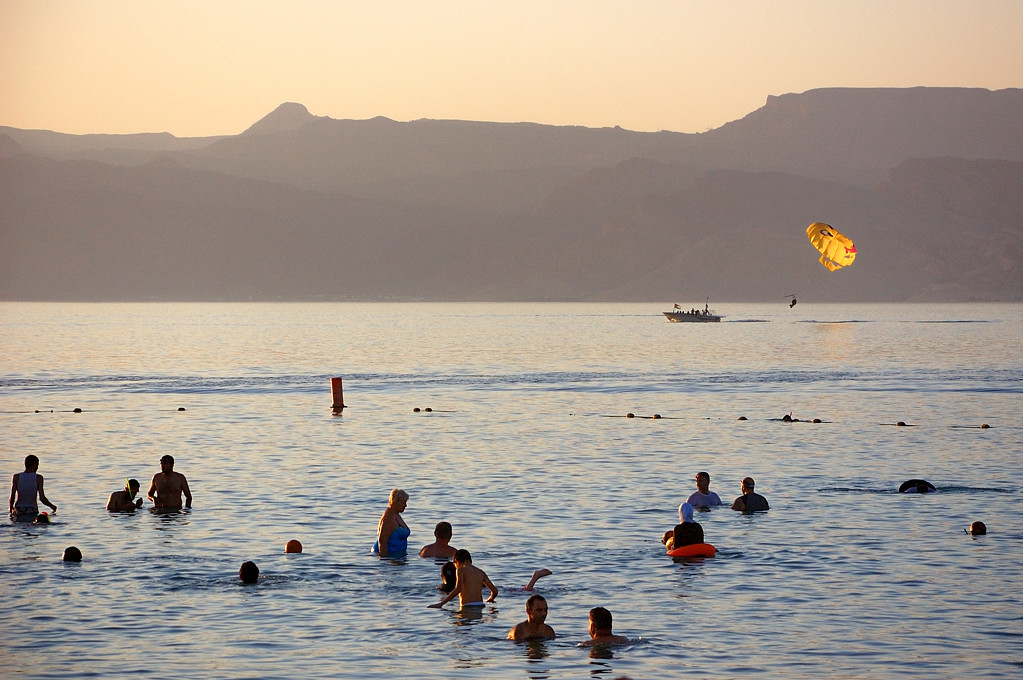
[429,549,552,608]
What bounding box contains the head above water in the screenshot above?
[678,502,695,524]
[526,593,548,621]
[969,521,987,536]
[453,548,472,566]
[126,478,140,493]
[239,560,259,584]
[62,546,82,562]
[694,471,711,493]
[589,606,613,633]
[389,488,409,509]
[439,560,456,588]
[434,521,452,540]
[742,477,756,491]
[440,561,457,591]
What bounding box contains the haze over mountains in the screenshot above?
[2,87,1022,302]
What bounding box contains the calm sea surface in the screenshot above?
[2,302,1021,679]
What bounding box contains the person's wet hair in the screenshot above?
[440,561,457,592]
[590,606,613,631]
[434,521,452,540]
[969,521,987,536]
[239,560,259,584]
[453,548,472,564]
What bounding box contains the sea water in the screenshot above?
[1,302,1021,679]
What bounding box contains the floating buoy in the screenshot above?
[330,376,346,411]
[812,418,822,423]
[178,407,186,411]
[897,421,907,426]
[285,539,303,554]
[413,407,421,412]
[73,408,83,413]
[980,423,990,429]
[737,416,747,421]
[652,414,661,419]
[424,407,433,412]
[626,413,635,418]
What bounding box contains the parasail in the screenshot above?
[806,222,856,271]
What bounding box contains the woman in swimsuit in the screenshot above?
[374,488,410,556]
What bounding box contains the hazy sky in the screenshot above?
[2,0,1021,137]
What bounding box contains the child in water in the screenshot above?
[429,549,497,608]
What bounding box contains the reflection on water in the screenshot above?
[1,303,1022,679]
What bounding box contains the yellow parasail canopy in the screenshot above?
[806,222,857,271]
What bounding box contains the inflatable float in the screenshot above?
[667,543,716,559]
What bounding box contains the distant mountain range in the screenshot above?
[2,87,1022,302]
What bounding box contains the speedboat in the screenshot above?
[663,303,722,322]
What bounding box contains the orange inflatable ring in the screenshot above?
[667,543,716,558]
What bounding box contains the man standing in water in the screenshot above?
[687,471,722,509]
[147,455,191,509]
[731,477,770,512]
[508,593,556,641]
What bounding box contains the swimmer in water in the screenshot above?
[731,477,770,512]
[687,471,722,509]
[9,454,58,520]
[419,521,456,559]
[239,561,259,584]
[428,549,497,609]
[663,502,704,551]
[898,479,936,493]
[521,568,553,591]
[507,593,555,641]
[107,478,144,512]
[579,606,628,647]
[147,455,191,509]
[438,561,457,592]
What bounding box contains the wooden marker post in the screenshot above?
[331,376,346,411]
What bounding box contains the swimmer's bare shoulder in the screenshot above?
[508,621,555,641]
